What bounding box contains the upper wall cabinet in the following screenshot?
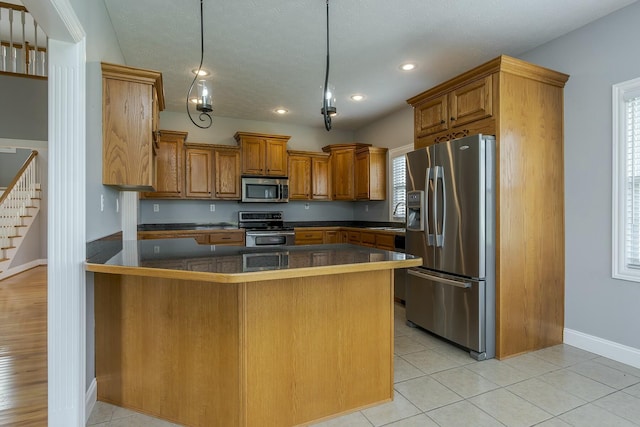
[213,146,241,199]
[234,132,290,177]
[141,130,187,199]
[288,150,331,200]
[355,146,387,201]
[101,62,165,190]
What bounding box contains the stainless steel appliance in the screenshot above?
[241,177,289,203]
[239,211,295,247]
[405,134,495,360]
[242,251,289,271]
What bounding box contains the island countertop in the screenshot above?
[85,239,421,283]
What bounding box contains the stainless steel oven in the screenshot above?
[239,211,295,247]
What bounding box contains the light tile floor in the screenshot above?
[87,303,640,427]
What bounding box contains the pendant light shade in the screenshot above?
[187,0,213,128]
[321,0,334,131]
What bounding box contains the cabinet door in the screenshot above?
[331,148,355,200]
[265,140,288,176]
[449,76,493,128]
[415,95,449,138]
[214,148,241,199]
[288,155,311,200]
[295,230,324,245]
[102,78,154,189]
[142,131,185,199]
[355,150,370,199]
[311,156,331,200]
[241,138,265,175]
[185,147,213,198]
[323,231,339,244]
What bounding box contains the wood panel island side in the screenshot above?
[85,239,421,427]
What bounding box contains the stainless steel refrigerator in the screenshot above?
[405,134,495,360]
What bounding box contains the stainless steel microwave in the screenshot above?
[241,177,289,202]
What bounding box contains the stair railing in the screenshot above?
[0,2,47,77]
[0,150,38,250]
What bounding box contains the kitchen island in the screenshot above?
[86,239,421,427]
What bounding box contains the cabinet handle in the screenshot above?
[450,117,456,121]
[440,120,445,124]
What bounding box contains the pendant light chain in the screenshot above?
[322,0,332,131]
[186,0,213,129]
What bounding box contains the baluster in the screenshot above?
[21,10,26,74]
[9,7,15,73]
[34,21,38,76]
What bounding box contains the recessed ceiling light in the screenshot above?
[192,69,209,76]
[274,108,288,114]
[400,63,416,71]
[350,94,365,101]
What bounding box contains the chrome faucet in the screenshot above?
[393,201,405,215]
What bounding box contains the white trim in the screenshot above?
[0,258,48,281]
[0,138,48,150]
[122,191,138,240]
[612,76,640,282]
[22,0,85,43]
[85,378,97,424]
[564,328,640,369]
[47,37,87,427]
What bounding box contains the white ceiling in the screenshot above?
[98,0,634,131]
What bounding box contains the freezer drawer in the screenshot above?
[406,268,486,356]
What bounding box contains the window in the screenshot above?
[613,77,640,281]
[388,144,413,221]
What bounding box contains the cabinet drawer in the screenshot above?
[376,234,395,250]
[208,231,245,245]
[296,230,324,245]
[347,231,361,244]
[360,231,376,247]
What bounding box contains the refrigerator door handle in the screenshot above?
[435,166,446,247]
[407,268,472,288]
[426,167,435,246]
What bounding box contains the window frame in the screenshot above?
[612,76,640,282]
[388,143,414,222]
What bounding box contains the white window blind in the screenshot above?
[612,77,640,282]
[624,95,640,267]
[391,154,406,220]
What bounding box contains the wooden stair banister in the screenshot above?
[0,150,38,206]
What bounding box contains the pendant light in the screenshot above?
[187,0,213,129]
[321,0,335,131]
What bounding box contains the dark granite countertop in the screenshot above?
[137,221,405,231]
[86,239,418,277]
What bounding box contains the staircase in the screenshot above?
[0,150,40,278]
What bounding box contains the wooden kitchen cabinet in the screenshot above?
[355,146,387,200]
[138,229,244,246]
[184,143,213,199]
[323,230,340,244]
[323,143,371,201]
[207,230,245,246]
[101,62,165,190]
[411,75,493,146]
[213,146,241,200]
[142,130,186,199]
[295,229,324,245]
[407,54,569,359]
[288,150,331,200]
[235,132,290,176]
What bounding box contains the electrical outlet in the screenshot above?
[100,194,104,212]
[153,204,159,212]
[153,245,160,254]
[365,205,369,212]
[304,203,310,210]
[210,204,215,212]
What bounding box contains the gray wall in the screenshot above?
[0,75,47,141]
[0,148,32,185]
[518,2,640,350]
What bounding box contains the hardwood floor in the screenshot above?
[0,267,47,426]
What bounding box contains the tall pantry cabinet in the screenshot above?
[407,55,569,359]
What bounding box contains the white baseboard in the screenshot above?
[0,258,48,281]
[564,328,640,369]
[85,378,97,423]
